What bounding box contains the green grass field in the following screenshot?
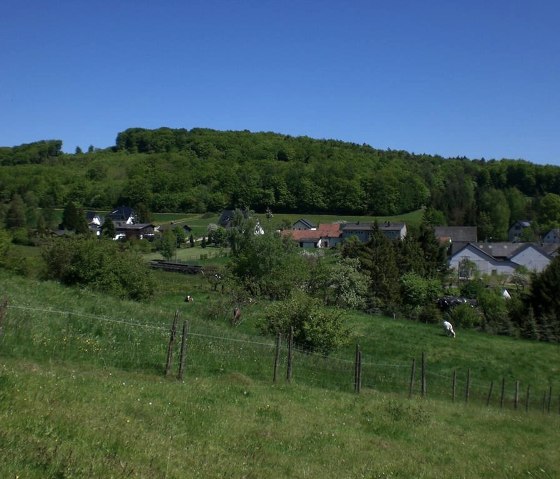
[1,268,559,478]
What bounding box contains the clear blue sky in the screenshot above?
[1,0,559,164]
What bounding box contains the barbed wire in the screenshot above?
[4,303,558,405]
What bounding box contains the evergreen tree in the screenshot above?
[5,194,26,229]
[62,201,80,230]
[101,217,116,239]
[361,222,401,311]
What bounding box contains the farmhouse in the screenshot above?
[282,223,342,248]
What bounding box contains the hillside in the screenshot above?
[1,270,559,477]
[1,128,560,241]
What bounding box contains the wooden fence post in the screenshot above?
[465,369,471,404]
[500,378,505,409]
[486,381,494,407]
[514,381,519,410]
[408,359,416,399]
[525,384,531,413]
[177,320,189,381]
[452,370,456,402]
[273,333,281,383]
[356,350,362,394]
[286,327,293,383]
[421,352,426,398]
[0,296,8,339]
[165,311,179,377]
[354,344,362,394]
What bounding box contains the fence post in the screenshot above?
[452,370,456,402]
[273,333,281,383]
[486,380,494,407]
[354,344,362,394]
[0,296,8,339]
[465,369,471,404]
[286,327,293,383]
[514,381,519,410]
[356,350,362,394]
[177,320,189,381]
[408,359,416,399]
[525,384,531,413]
[165,311,179,377]
[421,352,426,398]
[500,378,505,409]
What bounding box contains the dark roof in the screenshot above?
[107,206,136,221]
[434,226,477,243]
[474,242,524,259]
[85,211,101,221]
[115,223,155,231]
[456,242,552,261]
[293,218,316,229]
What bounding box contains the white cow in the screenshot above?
[442,320,456,338]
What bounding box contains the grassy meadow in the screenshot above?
[1,264,560,478]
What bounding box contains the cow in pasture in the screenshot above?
[442,320,456,338]
[184,295,194,303]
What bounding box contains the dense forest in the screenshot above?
[1,127,560,240]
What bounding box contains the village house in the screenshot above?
[282,223,342,248]
[86,211,103,237]
[508,220,532,242]
[291,218,316,230]
[449,241,552,278]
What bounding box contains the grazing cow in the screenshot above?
[442,320,456,338]
[184,295,194,303]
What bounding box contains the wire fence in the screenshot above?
[1,302,558,415]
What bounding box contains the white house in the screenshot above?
[449,242,552,278]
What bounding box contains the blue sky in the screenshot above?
[1,0,559,164]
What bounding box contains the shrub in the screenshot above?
[447,303,482,329]
[41,237,154,301]
[261,292,349,355]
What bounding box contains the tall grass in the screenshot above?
[1,270,560,477]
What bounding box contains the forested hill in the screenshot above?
[2,127,560,240]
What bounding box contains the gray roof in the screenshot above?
[434,226,477,243]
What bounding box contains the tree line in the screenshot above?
[1,128,560,242]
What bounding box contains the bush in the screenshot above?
[447,303,482,329]
[261,292,349,355]
[41,237,154,301]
